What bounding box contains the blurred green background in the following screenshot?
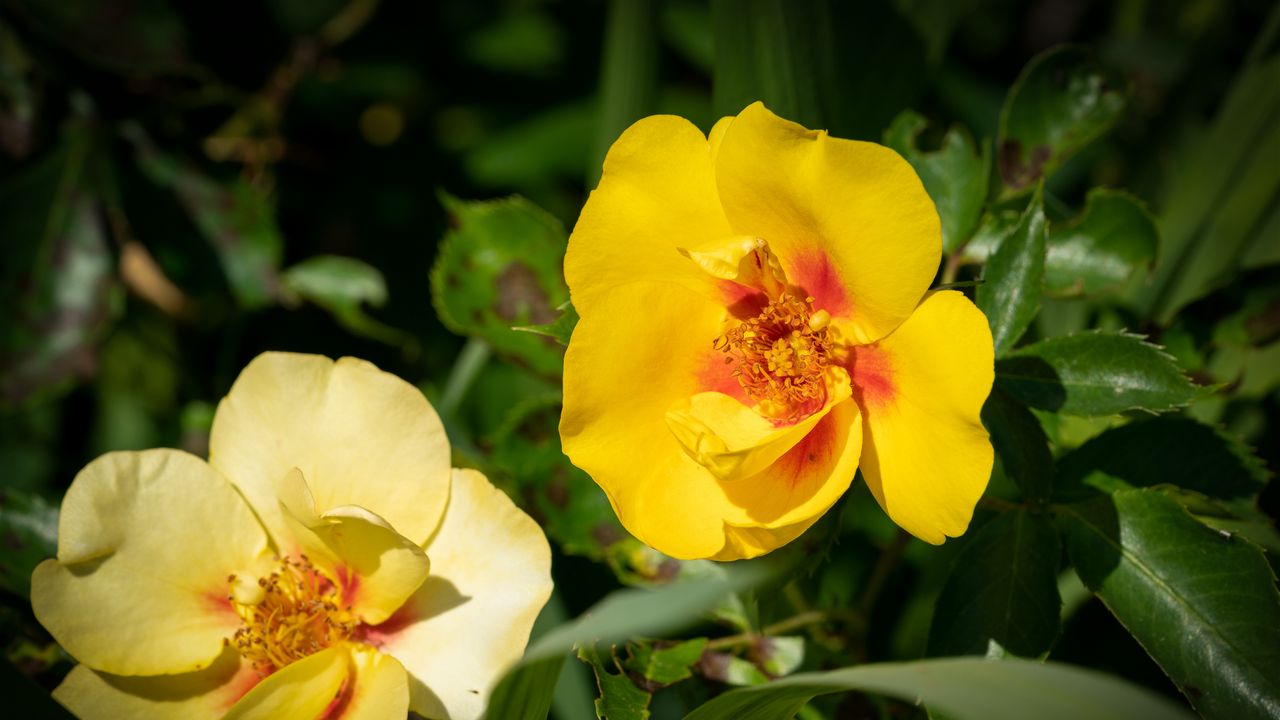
[2,0,1278,717]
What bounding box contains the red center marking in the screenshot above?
[788,250,851,317]
[848,344,895,410]
[772,411,838,488]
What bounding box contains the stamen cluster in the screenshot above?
[717,294,831,420]
[230,556,356,675]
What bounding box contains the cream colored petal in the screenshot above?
[53,647,260,720]
[209,352,451,548]
[331,645,410,720]
[224,646,347,720]
[372,469,552,720]
[32,449,272,676]
[277,468,431,625]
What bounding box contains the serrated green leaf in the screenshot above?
[431,193,569,376]
[981,388,1053,501]
[997,46,1126,194]
[977,185,1046,356]
[683,657,1192,720]
[1044,189,1158,296]
[579,645,651,720]
[513,301,578,347]
[883,110,988,253]
[1055,416,1268,506]
[995,331,1203,416]
[0,130,119,405]
[126,125,282,309]
[0,487,58,596]
[624,638,708,687]
[1060,486,1280,720]
[927,510,1061,658]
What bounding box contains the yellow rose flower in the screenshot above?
[560,102,994,561]
[32,352,553,719]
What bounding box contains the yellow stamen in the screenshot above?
[716,294,831,420]
[228,556,355,675]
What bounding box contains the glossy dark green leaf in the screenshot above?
[0,488,58,596]
[981,388,1053,501]
[683,657,1192,720]
[712,0,925,140]
[883,111,988,253]
[997,46,1126,194]
[976,186,1046,356]
[513,301,578,347]
[281,255,408,345]
[431,193,569,377]
[579,645,651,719]
[927,510,1061,658]
[1055,416,1268,506]
[1045,189,1158,296]
[0,132,119,405]
[623,638,708,687]
[126,126,282,309]
[995,331,1203,416]
[1060,487,1280,720]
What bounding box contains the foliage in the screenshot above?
[1,1,1277,719]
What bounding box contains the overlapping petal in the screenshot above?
[565,115,733,307]
[715,102,941,345]
[209,353,451,548]
[53,647,257,720]
[276,468,430,625]
[32,449,272,676]
[848,290,994,543]
[375,469,552,720]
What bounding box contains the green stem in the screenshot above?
[439,338,491,418]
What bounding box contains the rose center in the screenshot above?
[716,293,832,419]
[229,556,356,675]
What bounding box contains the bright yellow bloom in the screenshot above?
[32,353,552,720]
[560,102,994,561]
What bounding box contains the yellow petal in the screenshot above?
[850,290,994,543]
[561,280,745,558]
[664,367,851,481]
[716,396,863,543]
[32,449,272,676]
[53,646,260,720]
[371,469,552,720]
[277,469,430,625]
[209,352,451,548]
[567,115,733,308]
[224,646,347,720]
[715,102,941,345]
